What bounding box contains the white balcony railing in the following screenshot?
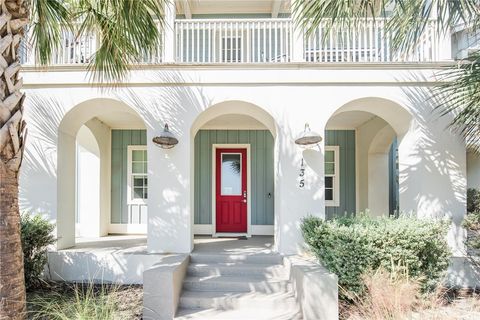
[21,29,97,65]
[20,20,164,66]
[175,18,293,63]
[20,18,443,66]
[305,19,439,63]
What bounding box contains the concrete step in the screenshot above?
[175,305,303,320]
[187,263,288,278]
[182,275,292,293]
[179,290,298,310]
[189,253,283,265]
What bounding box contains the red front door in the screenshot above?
[216,148,247,233]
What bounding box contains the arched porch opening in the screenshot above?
[57,98,147,249]
[190,100,277,244]
[324,97,412,218]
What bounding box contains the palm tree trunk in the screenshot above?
[0,0,29,319]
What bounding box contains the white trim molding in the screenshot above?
[250,225,274,235]
[193,224,213,235]
[193,224,273,236]
[108,223,147,234]
[325,145,340,207]
[127,145,148,206]
[211,144,252,237]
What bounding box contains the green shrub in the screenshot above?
[301,215,450,298]
[467,188,480,214]
[21,212,56,290]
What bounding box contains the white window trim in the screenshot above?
[325,146,340,207]
[127,145,147,205]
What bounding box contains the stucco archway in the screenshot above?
[325,97,412,217]
[57,98,147,249]
[189,100,278,245]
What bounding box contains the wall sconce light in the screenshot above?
[294,123,322,147]
[152,124,178,149]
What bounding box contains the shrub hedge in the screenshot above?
[21,212,56,290]
[467,188,480,214]
[301,215,450,297]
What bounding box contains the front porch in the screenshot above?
[47,235,275,284]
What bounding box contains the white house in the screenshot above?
[18,1,480,317]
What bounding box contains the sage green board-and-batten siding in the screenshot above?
[194,130,275,225]
[111,130,147,224]
[325,130,356,219]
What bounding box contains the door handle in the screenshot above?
[243,191,247,198]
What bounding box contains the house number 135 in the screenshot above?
[299,158,305,188]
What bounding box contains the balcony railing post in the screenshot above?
[438,27,452,61]
[291,0,305,62]
[163,0,175,63]
[292,23,305,62]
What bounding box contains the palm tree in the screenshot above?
[0,0,164,318]
[293,0,480,149]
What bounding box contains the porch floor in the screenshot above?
[65,235,274,254]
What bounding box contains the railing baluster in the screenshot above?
[246,21,252,63]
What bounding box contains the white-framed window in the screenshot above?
[325,146,340,207]
[127,146,147,204]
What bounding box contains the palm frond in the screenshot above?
[30,0,72,65]
[435,52,480,152]
[293,0,477,55]
[72,0,165,83]
[388,0,477,54]
[292,0,387,38]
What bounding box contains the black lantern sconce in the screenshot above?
[152,124,179,149]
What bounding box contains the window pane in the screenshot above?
[325,150,335,162]
[133,187,144,199]
[221,153,241,195]
[133,176,146,187]
[325,163,335,175]
[143,189,148,199]
[132,163,144,174]
[325,189,333,201]
[325,176,333,188]
[132,150,143,161]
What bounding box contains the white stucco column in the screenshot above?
[147,128,193,253]
[76,128,101,237]
[275,129,324,254]
[398,119,466,256]
[56,131,76,249]
[163,0,176,63]
[368,153,390,216]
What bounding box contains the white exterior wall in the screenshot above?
[20,65,466,255]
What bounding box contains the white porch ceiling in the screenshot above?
[95,112,146,129]
[326,111,379,129]
[175,0,290,16]
[201,114,267,130]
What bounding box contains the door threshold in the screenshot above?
[214,233,251,238]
